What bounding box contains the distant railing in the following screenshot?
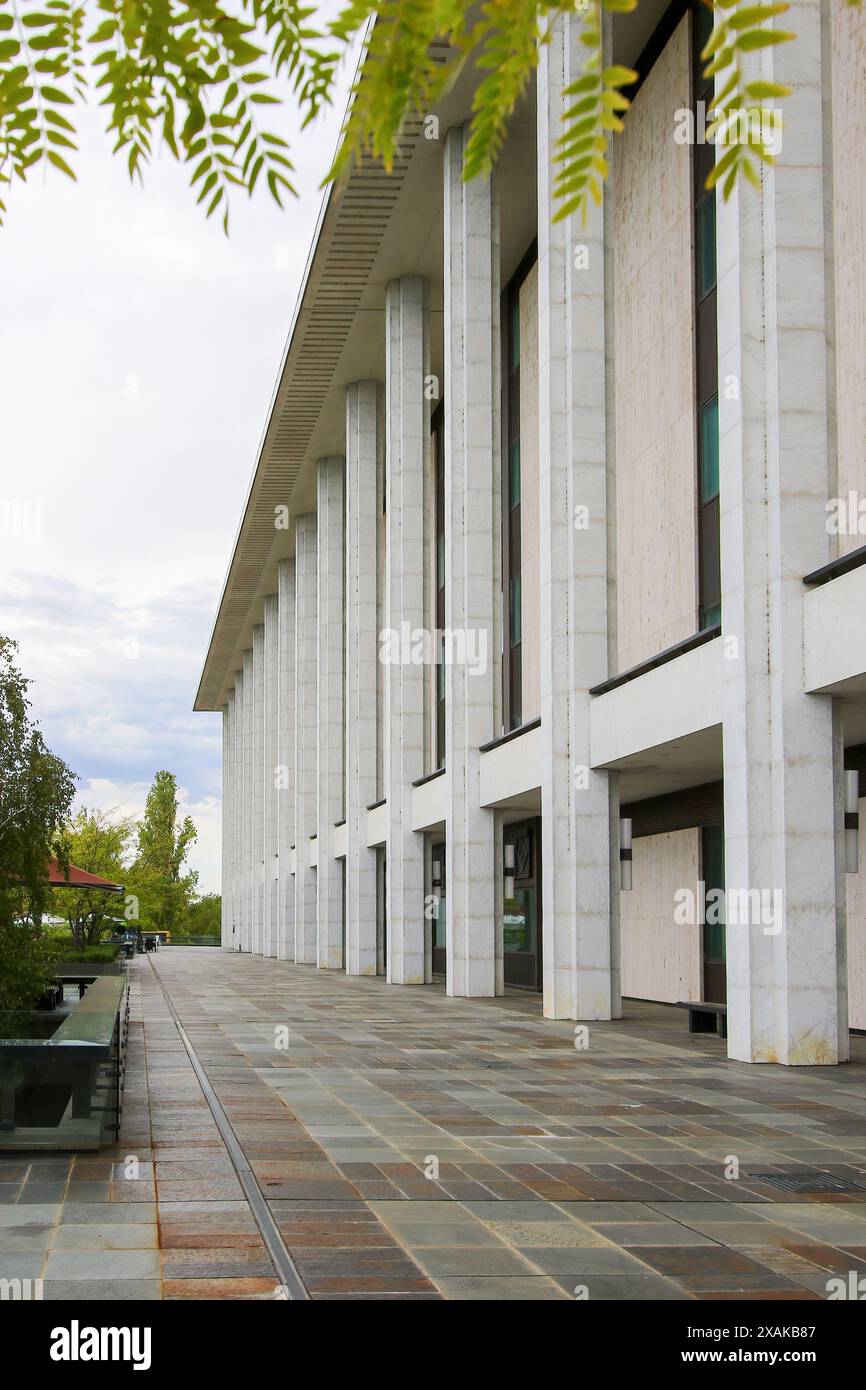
[165,937,221,947]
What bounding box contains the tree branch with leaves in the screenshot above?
[0,0,861,230]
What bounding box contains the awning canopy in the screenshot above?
[47,858,124,894]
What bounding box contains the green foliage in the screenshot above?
[0,0,338,227]
[327,0,466,184]
[0,635,77,917]
[700,0,794,197]
[0,914,53,1010]
[50,806,133,948]
[553,1,637,224]
[0,634,76,1010]
[126,770,198,935]
[38,936,121,962]
[0,1,861,227]
[181,891,221,937]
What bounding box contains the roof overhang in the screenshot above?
[47,858,124,893]
[193,4,668,712]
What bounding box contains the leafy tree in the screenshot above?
[127,770,198,935]
[51,806,133,948]
[0,1,859,231]
[0,635,76,1010]
[181,891,221,939]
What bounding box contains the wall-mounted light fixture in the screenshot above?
[504,841,515,900]
[845,770,859,874]
[620,818,633,892]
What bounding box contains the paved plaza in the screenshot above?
[2,948,866,1300]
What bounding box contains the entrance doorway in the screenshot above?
[376,848,387,977]
[340,859,346,971]
[701,824,726,1003]
[431,840,446,977]
[503,818,543,991]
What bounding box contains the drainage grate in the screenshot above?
[748,1170,866,1194]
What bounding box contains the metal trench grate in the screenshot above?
[748,1170,866,1194]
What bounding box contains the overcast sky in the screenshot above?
[0,23,353,893]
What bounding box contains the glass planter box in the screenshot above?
[0,975,128,1150]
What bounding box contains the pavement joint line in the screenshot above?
[146,955,309,1301]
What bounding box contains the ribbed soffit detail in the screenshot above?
[196,104,434,712]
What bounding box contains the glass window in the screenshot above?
[502,887,536,954]
[702,824,726,961]
[702,601,721,629]
[696,195,717,300]
[509,575,521,647]
[699,396,719,500]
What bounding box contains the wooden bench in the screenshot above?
[676,1000,727,1038]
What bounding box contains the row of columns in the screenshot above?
[220,18,617,1017]
[219,4,846,1064]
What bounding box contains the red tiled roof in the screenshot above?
[46,857,123,892]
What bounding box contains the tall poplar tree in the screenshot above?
[128,771,198,935]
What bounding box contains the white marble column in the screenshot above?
[252,623,266,955]
[277,557,296,961]
[317,456,346,969]
[384,276,427,984]
[443,125,498,998]
[345,382,380,976]
[536,14,614,1020]
[294,514,318,964]
[231,669,244,951]
[241,649,254,952]
[221,693,233,949]
[263,593,280,957]
[718,0,846,1064]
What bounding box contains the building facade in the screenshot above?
[196,0,866,1065]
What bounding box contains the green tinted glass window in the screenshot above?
[510,575,521,646]
[703,825,726,961]
[699,396,719,499]
[702,601,721,629]
[696,194,717,299]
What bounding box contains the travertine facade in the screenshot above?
[201,0,866,1066]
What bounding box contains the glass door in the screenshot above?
[503,818,542,991]
[431,840,446,977]
[701,824,726,1003]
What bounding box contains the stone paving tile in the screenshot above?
[51,1224,158,1251]
[131,948,866,1302]
[59,1202,158,1224]
[434,1275,571,1300]
[44,1249,161,1280]
[41,1280,162,1301]
[160,1246,274,1279]
[162,1277,279,1300]
[4,947,866,1302]
[0,1202,60,1227]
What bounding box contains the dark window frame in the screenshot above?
[691,1,721,630]
[501,239,537,733]
[432,401,446,768]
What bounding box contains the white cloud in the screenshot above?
[0,12,355,900]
